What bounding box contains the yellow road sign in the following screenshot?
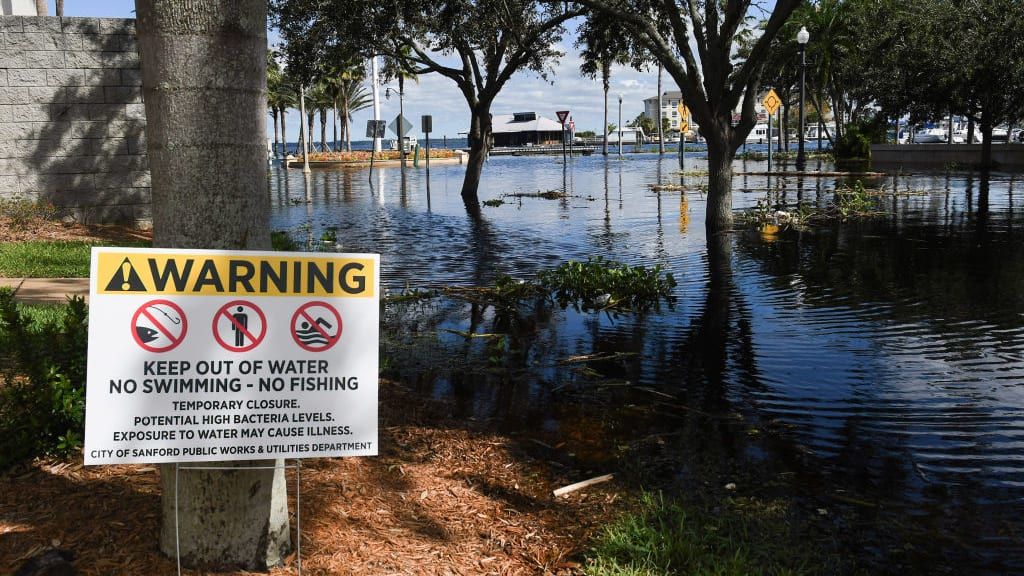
[762,89,782,116]
[677,102,690,132]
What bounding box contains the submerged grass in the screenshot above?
[585,492,820,576]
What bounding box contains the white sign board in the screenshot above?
[84,247,380,465]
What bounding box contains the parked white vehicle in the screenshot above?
[914,128,947,143]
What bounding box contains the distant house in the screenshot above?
[606,128,646,145]
[491,112,565,147]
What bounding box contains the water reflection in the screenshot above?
[269,157,1024,572]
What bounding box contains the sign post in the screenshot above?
[85,248,380,466]
[556,110,570,163]
[421,115,432,176]
[762,89,782,173]
[365,120,386,181]
[677,102,690,171]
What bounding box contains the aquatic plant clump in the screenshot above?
[538,256,677,312]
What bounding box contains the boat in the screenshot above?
[745,123,776,144]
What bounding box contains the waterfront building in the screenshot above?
[491,112,565,147]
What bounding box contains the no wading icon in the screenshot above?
[212,300,267,352]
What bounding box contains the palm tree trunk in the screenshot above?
[398,75,406,166]
[601,60,610,156]
[136,0,288,568]
[343,104,351,151]
[657,65,664,154]
[307,111,315,152]
[272,106,280,159]
[34,0,46,15]
[280,108,288,157]
[319,107,328,152]
[333,98,339,152]
[56,0,64,17]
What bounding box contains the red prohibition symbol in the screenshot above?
[212,300,267,352]
[131,299,187,353]
[290,301,343,352]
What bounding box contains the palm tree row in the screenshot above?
[266,50,373,157]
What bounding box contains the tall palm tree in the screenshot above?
[307,81,334,152]
[578,14,635,156]
[266,50,294,158]
[383,49,419,164]
[337,75,372,151]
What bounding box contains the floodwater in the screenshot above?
[268,149,1024,573]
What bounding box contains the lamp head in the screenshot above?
[797,26,810,45]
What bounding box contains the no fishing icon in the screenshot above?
[131,300,187,353]
[290,302,342,352]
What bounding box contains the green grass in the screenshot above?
[584,492,820,576]
[0,240,149,277]
[13,302,69,328]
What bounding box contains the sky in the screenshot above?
[54,0,680,142]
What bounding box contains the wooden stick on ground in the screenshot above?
[553,474,614,497]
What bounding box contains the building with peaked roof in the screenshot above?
[491,112,565,147]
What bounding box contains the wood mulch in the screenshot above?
[0,214,152,244]
[0,380,622,575]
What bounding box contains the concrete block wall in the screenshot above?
[0,16,150,225]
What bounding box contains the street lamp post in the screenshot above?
[617,93,623,158]
[796,26,809,171]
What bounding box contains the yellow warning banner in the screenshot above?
[96,251,376,297]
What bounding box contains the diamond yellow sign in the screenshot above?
[677,102,690,132]
[762,89,782,116]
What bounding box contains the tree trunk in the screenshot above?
[782,100,790,151]
[461,106,492,202]
[343,104,351,151]
[601,62,610,156]
[657,65,664,154]
[981,106,994,170]
[333,99,338,152]
[307,111,315,152]
[705,130,735,233]
[319,107,328,152]
[272,106,280,159]
[399,75,407,166]
[135,0,290,569]
[280,108,288,157]
[34,0,46,16]
[56,0,64,17]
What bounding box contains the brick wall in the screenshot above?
[0,16,149,226]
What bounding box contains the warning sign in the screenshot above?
[131,300,187,353]
[762,89,782,116]
[291,302,342,352]
[93,251,375,297]
[85,247,380,466]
